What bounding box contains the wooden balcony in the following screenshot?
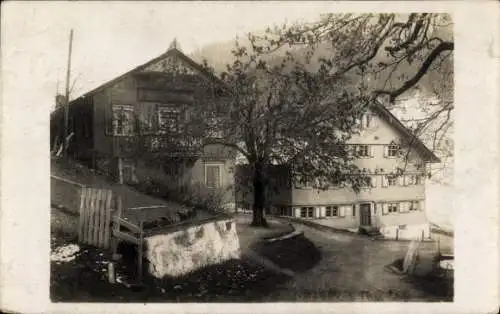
[111,134,204,158]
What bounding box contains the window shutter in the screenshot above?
[382,176,388,188]
[376,203,382,214]
[134,112,141,134]
[371,176,377,187]
[339,206,345,217]
[403,202,410,213]
[420,200,425,211]
[398,176,404,186]
[384,146,389,158]
[382,204,389,215]
[370,146,375,157]
[403,175,409,186]
[105,102,113,135]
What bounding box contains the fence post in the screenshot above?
[111,196,122,261]
[78,186,86,242]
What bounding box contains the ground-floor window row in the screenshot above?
[276,200,424,218]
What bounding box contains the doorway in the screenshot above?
[360,203,372,226]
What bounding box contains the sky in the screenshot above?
[3,2,337,112]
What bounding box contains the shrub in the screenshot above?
[135,178,228,214]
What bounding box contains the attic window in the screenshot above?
[361,114,372,128]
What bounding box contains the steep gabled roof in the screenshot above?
[371,100,440,163]
[71,41,223,102]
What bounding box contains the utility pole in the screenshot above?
[63,29,74,154]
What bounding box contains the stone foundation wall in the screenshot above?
[144,218,241,278]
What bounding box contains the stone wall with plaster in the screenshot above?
[144,218,241,278]
[379,223,431,240]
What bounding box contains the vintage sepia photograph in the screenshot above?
[46,8,457,303]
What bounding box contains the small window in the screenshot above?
[205,164,222,189]
[112,105,135,136]
[360,113,372,129]
[307,207,314,218]
[388,203,399,213]
[300,207,307,218]
[158,105,182,133]
[356,145,370,157]
[325,205,339,217]
[415,175,423,185]
[409,201,420,211]
[387,144,400,157]
[387,176,397,186]
[352,205,356,216]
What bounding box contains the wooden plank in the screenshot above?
[82,187,93,244]
[113,230,140,246]
[87,188,97,246]
[91,188,98,246]
[97,189,105,247]
[103,189,113,249]
[138,219,144,282]
[77,186,86,242]
[111,196,123,257]
[117,217,140,234]
[98,189,108,248]
[93,189,103,246]
[127,205,169,210]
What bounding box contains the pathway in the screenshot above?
[266,223,447,301]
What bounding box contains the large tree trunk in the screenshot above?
[251,161,268,227]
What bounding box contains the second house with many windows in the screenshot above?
[236,102,440,240]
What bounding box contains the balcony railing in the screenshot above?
[111,134,203,157]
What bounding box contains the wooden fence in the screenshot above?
[78,187,114,249]
[77,188,145,281]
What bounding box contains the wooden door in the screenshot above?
[360,203,371,226]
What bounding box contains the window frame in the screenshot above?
[307,207,314,218]
[356,145,370,158]
[387,175,398,186]
[409,200,420,211]
[388,202,399,213]
[204,163,223,189]
[300,207,308,218]
[325,205,339,217]
[387,144,400,157]
[157,105,183,134]
[112,105,135,136]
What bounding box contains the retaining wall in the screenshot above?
[144,216,241,278]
